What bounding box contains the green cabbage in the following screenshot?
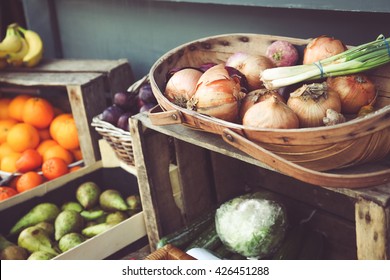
[215,191,287,259]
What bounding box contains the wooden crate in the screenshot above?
[0,161,147,260]
[129,113,390,260]
[7,58,135,100]
[0,68,110,165]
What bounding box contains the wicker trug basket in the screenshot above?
[148,33,390,188]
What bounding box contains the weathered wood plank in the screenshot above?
[355,198,388,259]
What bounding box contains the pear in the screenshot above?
[80,207,106,221]
[27,251,57,260]
[35,222,54,237]
[76,181,101,209]
[82,223,113,238]
[61,201,84,213]
[106,211,129,225]
[18,226,59,255]
[9,202,60,236]
[58,233,86,252]
[126,194,142,211]
[54,210,84,241]
[99,189,128,212]
[0,234,29,260]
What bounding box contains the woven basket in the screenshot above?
[91,76,149,166]
[144,244,196,260]
[148,33,390,188]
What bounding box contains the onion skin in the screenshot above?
[239,88,285,121]
[326,74,376,114]
[287,83,341,128]
[226,52,275,91]
[266,40,299,67]
[303,35,347,65]
[165,68,203,108]
[243,95,299,138]
[188,63,244,122]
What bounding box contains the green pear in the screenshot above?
[99,189,128,212]
[35,222,54,237]
[9,202,60,236]
[61,201,84,213]
[54,210,84,241]
[106,211,129,225]
[80,208,106,221]
[27,251,57,260]
[58,233,86,252]
[82,223,113,238]
[76,181,101,209]
[17,226,59,255]
[126,194,142,211]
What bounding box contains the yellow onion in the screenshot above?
[327,74,376,114]
[164,68,203,108]
[243,95,299,136]
[187,63,244,122]
[226,52,275,91]
[239,88,286,120]
[287,82,341,128]
[303,35,347,65]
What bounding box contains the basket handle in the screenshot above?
[148,105,184,126]
[222,128,390,189]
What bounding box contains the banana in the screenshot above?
[6,35,29,67]
[18,27,43,67]
[0,24,23,56]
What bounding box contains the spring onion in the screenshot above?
[261,35,390,89]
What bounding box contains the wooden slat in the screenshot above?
[355,198,388,259]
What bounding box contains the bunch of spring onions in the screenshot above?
[261,34,390,89]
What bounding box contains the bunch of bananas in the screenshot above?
[0,23,43,69]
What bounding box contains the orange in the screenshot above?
[0,142,14,160]
[0,98,12,119]
[38,128,52,141]
[0,152,22,172]
[0,119,18,143]
[16,171,43,193]
[71,148,83,161]
[22,97,54,129]
[43,144,73,165]
[15,149,43,173]
[42,157,69,180]
[6,123,40,152]
[50,113,79,150]
[0,186,18,201]
[36,139,58,157]
[8,95,30,121]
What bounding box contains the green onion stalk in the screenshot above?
[261,35,390,89]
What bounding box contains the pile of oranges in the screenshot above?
[0,95,82,200]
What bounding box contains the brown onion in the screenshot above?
[287,82,341,128]
[226,52,275,91]
[303,35,347,65]
[243,95,299,131]
[239,88,286,120]
[187,63,244,122]
[326,74,376,114]
[165,68,203,108]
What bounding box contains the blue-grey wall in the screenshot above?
[22,0,389,80]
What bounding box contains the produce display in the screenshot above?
[0,95,82,201]
[101,80,158,131]
[163,35,387,129]
[0,23,44,69]
[155,191,325,260]
[0,181,142,260]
